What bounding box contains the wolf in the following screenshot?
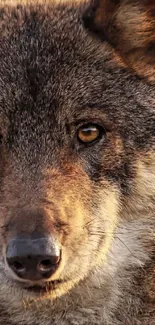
[0,0,154,324]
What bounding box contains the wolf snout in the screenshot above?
[6,233,61,282]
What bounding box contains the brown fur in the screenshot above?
[0,0,154,324]
[84,0,155,82]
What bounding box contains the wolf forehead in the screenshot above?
[0,2,108,106]
[0,1,155,151]
[0,3,89,108]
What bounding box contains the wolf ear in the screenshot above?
[83,0,155,82]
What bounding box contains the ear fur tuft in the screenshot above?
[83,0,155,82]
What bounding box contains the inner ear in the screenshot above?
[83,0,155,83]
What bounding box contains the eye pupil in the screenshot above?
[0,134,3,145]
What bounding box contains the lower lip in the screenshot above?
[23,280,64,294]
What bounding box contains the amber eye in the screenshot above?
[77,123,103,144]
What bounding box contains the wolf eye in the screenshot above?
[77,123,105,145]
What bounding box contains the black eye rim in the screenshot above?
[0,134,3,145]
[76,122,106,146]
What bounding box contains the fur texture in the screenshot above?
[0,0,154,324]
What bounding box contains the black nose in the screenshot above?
[6,234,61,282]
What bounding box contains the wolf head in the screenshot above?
[0,0,154,304]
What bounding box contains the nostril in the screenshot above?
[38,259,53,272]
[38,256,60,273]
[12,261,25,273]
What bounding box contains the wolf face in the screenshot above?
[0,1,154,324]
